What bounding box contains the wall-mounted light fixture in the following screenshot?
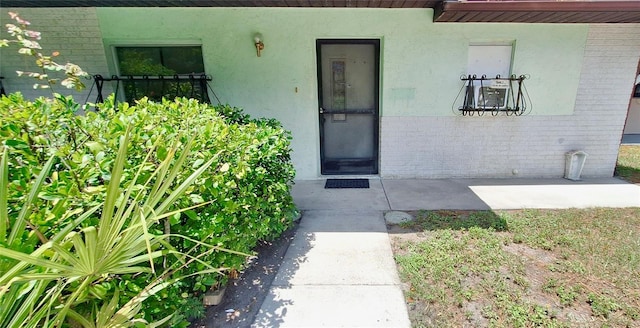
[254,33,264,57]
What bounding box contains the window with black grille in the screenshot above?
[115,46,209,103]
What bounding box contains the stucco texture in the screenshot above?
[96,8,589,178]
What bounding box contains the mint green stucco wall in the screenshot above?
[96,8,588,178]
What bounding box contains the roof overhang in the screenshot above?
[0,0,440,8]
[1,0,639,23]
[434,1,640,23]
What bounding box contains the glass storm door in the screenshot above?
[317,40,380,175]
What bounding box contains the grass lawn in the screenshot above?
[616,145,640,183]
[390,209,640,327]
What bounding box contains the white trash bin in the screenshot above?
[564,150,588,181]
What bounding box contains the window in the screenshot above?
[459,43,530,115]
[465,44,513,110]
[115,46,208,103]
[467,44,513,78]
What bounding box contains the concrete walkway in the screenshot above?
[253,178,640,327]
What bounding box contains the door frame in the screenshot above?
[316,39,381,175]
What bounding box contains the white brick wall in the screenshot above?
[381,24,640,178]
[0,8,112,102]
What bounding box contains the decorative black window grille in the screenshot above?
[91,74,212,105]
[456,74,531,116]
[114,46,207,103]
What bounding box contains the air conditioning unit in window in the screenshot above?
[475,80,509,109]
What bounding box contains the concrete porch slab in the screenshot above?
[382,179,491,210]
[464,178,640,209]
[382,178,640,210]
[291,179,390,211]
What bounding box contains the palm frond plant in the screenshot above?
[0,125,244,328]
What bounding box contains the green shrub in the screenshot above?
[0,122,229,327]
[0,93,297,326]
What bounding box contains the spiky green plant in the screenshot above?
[0,126,242,327]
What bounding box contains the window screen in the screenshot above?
[465,44,513,110]
[116,46,204,76]
[115,46,208,103]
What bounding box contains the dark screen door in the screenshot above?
[317,40,380,175]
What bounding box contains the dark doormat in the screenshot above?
[324,179,370,189]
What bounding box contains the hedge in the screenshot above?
[0,93,297,326]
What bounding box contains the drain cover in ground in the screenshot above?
[324,179,369,189]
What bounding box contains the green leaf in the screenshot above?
[192,158,204,169]
[0,245,75,272]
[38,192,65,201]
[170,213,181,225]
[184,210,198,221]
[99,128,131,236]
[0,147,8,243]
[157,146,167,161]
[189,194,205,204]
[3,139,29,149]
[85,141,105,154]
[201,276,216,286]
[8,155,56,246]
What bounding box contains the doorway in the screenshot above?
[316,39,380,175]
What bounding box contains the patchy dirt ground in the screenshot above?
[191,222,298,328]
[387,210,639,328]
